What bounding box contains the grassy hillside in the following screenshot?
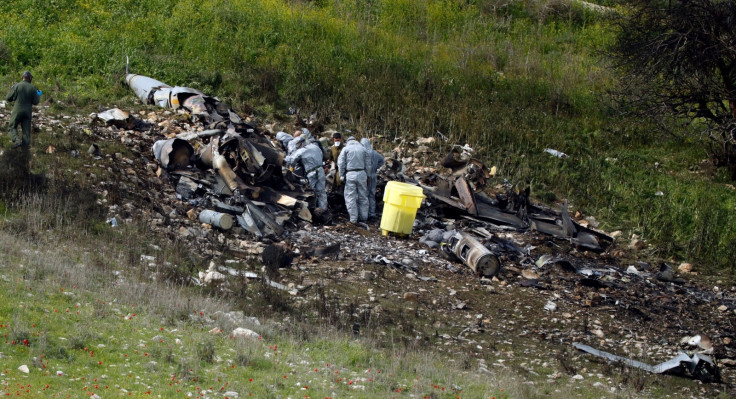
[0,196,521,398]
[1,0,734,272]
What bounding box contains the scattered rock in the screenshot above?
[655,263,685,284]
[522,269,539,279]
[360,270,375,281]
[18,365,29,373]
[231,327,259,340]
[678,263,693,273]
[629,239,646,251]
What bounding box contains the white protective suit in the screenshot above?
[360,138,385,219]
[297,127,329,161]
[285,138,327,210]
[276,131,293,152]
[287,135,301,155]
[338,137,370,223]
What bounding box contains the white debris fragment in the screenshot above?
[544,148,568,158]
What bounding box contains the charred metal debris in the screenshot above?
[66,72,736,385]
[122,74,611,253]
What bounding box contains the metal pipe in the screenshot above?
[199,210,233,230]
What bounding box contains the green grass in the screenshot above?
[0,195,610,399]
[0,0,733,273]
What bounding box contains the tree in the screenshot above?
[610,0,736,178]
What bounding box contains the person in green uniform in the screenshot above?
[6,71,41,148]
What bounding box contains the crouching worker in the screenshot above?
[337,136,369,223]
[285,136,327,210]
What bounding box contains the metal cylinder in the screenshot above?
[199,210,233,230]
[152,138,193,170]
[451,232,501,278]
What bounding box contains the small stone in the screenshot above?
[522,269,539,279]
[209,327,222,334]
[720,358,736,367]
[231,327,259,339]
[403,292,418,302]
[186,208,197,220]
[678,263,693,273]
[571,374,584,380]
[204,270,227,284]
[592,329,605,338]
[18,365,29,374]
[629,239,646,251]
[718,305,728,312]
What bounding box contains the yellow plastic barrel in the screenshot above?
[380,181,426,236]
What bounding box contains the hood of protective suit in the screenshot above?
[276,131,293,148]
[360,138,373,151]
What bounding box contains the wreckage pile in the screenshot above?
[20,73,733,393]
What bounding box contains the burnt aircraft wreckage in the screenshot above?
[121,69,615,277]
[124,70,305,232]
[109,68,735,385]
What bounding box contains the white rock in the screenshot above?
[544,301,557,312]
[571,374,584,380]
[18,365,29,374]
[204,270,227,284]
[678,263,693,273]
[224,392,239,398]
[231,328,259,340]
[625,266,639,275]
[56,370,64,376]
